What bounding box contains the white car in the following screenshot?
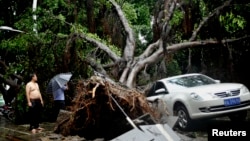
[146,73,250,130]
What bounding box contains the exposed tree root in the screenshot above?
[54,76,160,140]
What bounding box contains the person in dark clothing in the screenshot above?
[25,73,44,134]
[29,99,43,131]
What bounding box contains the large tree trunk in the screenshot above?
[85,0,95,33]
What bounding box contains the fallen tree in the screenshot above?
[53,75,161,140]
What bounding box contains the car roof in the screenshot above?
[157,73,203,82]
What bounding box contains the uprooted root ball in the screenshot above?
[54,76,159,140]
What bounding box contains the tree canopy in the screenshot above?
[0,0,250,108]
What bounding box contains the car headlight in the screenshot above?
[190,92,203,100]
[241,85,250,94]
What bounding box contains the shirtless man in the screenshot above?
[25,73,44,134]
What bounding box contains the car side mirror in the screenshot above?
[155,88,167,94]
[215,80,220,83]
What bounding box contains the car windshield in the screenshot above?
[166,74,216,88]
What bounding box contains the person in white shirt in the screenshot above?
[52,83,68,121]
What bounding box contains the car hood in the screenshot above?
[170,83,243,93]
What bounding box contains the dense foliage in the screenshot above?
[0,0,250,123]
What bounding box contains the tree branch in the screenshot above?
[161,0,176,37]
[168,36,249,53]
[0,60,8,71]
[190,0,233,41]
[78,33,121,62]
[138,40,160,59]
[0,74,18,87]
[109,0,135,61]
[129,36,249,88]
[85,57,108,76]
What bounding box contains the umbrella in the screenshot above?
[46,72,72,94]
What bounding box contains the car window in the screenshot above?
[155,82,166,91]
[167,74,216,88]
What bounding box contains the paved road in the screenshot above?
[175,111,250,141]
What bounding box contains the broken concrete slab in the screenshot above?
[140,124,181,141]
[111,123,181,141]
[111,128,154,141]
[133,113,178,129]
[165,116,178,128]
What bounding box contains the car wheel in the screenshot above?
[228,110,247,121]
[7,111,15,122]
[174,105,191,130]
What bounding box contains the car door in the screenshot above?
[147,81,174,115]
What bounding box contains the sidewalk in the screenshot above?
[0,117,55,141]
[0,116,87,141]
[0,115,208,141]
